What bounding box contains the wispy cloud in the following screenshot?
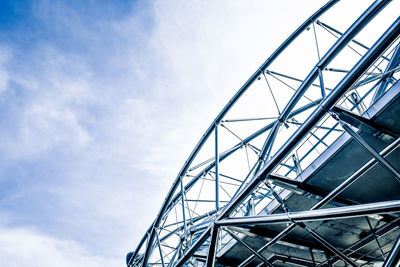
[0,225,119,267]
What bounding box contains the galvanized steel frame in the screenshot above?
[128,0,400,266]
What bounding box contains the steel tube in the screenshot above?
[139,1,339,263]
[238,135,400,266]
[373,43,400,102]
[160,210,217,243]
[155,231,165,267]
[268,173,358,205]
[205,225,219,267]
[216,200,400,226]
[136,1,400,265]
[332,105,399,138]
[228,7,399,267]
[315,20,389,57]
[237,224,295,267]
[174,226,212,267]
[269,253,318,267]
[219,0,397,224]
[383,236,400,267]
[225,228,274,267]
[180,178,188,240]
[168,98,323,218]
[278,0,391,122]
[318,68,326,98]
[215,125,219,210]
[340,121,400,182]
[164,100,319,222]
[127,227,151,266]
[305,227,359,267]
[321,217,400,266]
[167,243,181,267]
[254,121,281,175]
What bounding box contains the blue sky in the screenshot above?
[0,1,325,266]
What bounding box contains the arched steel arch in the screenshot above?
[128,0,400,266]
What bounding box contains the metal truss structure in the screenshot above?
[127,0,400,266]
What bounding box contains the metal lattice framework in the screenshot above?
[128,0,400,266]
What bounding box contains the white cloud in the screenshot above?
[0,46,11,94]
[0,47,92,159]
[0,226,119,267]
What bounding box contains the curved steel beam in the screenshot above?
[132,0,399,266]
[136,1,339,265]
[217,0,393,222]
[174,2,399,266]
[236,16,400,267]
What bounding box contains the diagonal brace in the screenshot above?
[338,119,400,183]
[332,106,398,138]
[302,224,359,267]
[225,228,274,267]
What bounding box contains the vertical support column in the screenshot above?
[215,123,220,210]
[180,177,188,243]
[206,225,219,267]
[254,120,280,175]
[310,248,316,266]
[155,230,165,267]
[318,68,326,98]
